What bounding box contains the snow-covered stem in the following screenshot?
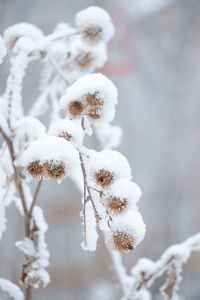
[126,232,200,299]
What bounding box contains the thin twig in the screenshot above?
[29,180,42,217]
[79,152,87,247]
[0,127,28,217]
[48,57,69,84]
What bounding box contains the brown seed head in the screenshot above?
[82,26,102,42]
[75,52,93,68]
[112,231,135,253]
[43,160,66,180]
[59,131,72,142]
[94,169,114,187]
[86,93,102,110]
[106,196,128,214]
[26,160,44,179]
[88,112,101,120]
[68,100,84,117]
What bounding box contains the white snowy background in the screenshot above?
[0,0,200,299]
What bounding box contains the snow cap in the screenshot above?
[75,6,114,45]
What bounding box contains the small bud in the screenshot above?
[94,169,115,188]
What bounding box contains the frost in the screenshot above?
[94,123,122,150]
[60,73,118,123]
[75,6,115,45]
[0,35,6,64]
[0,278,24,300]
[48,118,84,147]
[81,201,98,251]
[13,116,46,156]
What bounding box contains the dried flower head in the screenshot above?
[75,7,114,45]
[75,52,93,68]
[68,100,84,117]
[43,161,66,180]
[60,73,118,123]
[89,150,132,190]
[112,231,135,252]
[26,160,44,179]
[21,136,79,180]
[82,26,102,43]
[94,169,115,188]
[105,211,146,253]
[105,196,128,215]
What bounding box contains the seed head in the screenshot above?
[75,52,93,68]
[82,26,102,43]
[68,100,84,117]
[112,231,135,253]
[94,169,114,188]
[106,196,128,214]
[43,161,66,180]
[26,160,44,179]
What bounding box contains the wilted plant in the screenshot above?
[0,6,199,300]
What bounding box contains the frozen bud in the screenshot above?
[103,179,142,214]
[0,35,6,64]
[48,119,84,147]
[89,150,132,189]
[75,6,114,45]
[4,23,43,52]
[105,211,146,253]
[13,117,46,156]
[21,136,78,180]
[60,73,118,123]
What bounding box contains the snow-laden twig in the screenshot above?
[126,232,200,299]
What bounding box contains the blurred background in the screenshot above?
[0,0,200,299]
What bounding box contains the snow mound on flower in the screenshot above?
[106,179,142,209]
[21,136,79,171]
[60,73,118,123]
[89,150,132,187]
[48,119,84,147]
[75,6,114,44]
[4,23,43,49]
[105,210,146,248]
[14,117,46,155]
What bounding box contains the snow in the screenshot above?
[0,278,24,300]
[75,6,115,44]
[4,23,43,51]
[20,136,79,178]
[88,150,132,188]
[131,258,156,279]
[48,118,84,147]
[161,244,190,265]
[81,201,98,251]
[94,123,122,150]
[104,210,146,249]
[104,179,142,213]
[14,116,46,156]
[15,237,35,257]
[60,73,118,123]
[0,35,6,64]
